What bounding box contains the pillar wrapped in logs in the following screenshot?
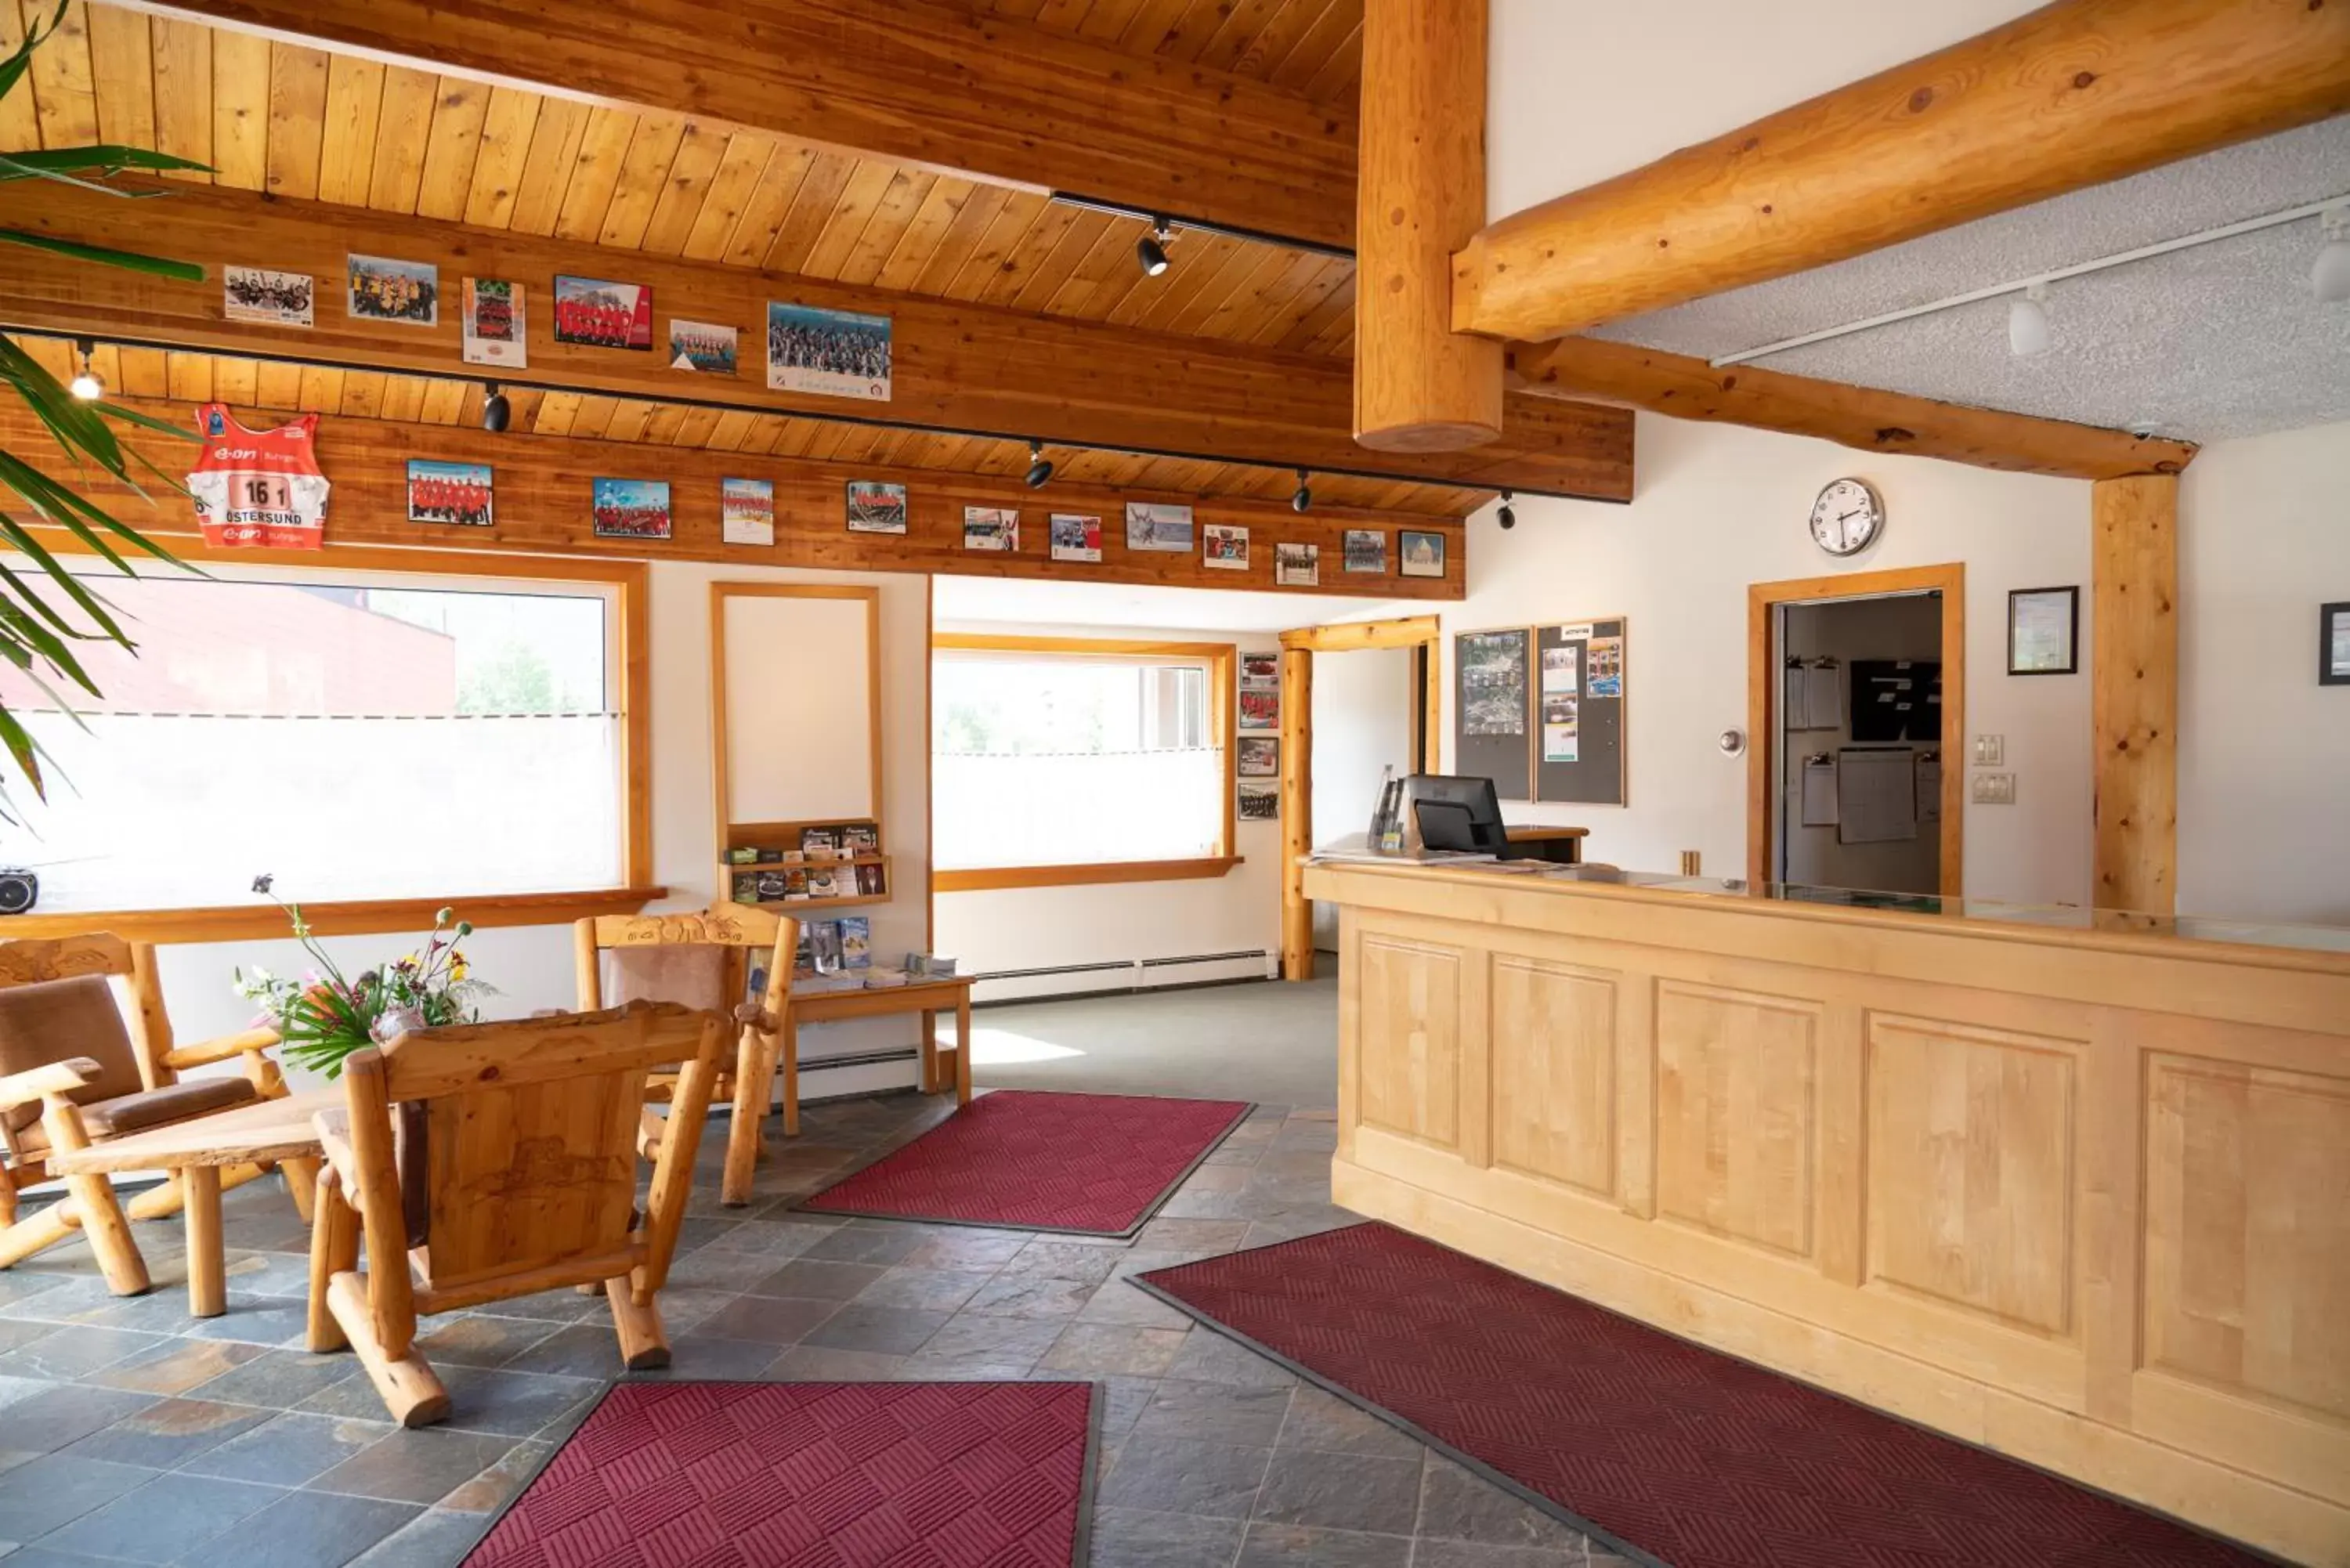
[1354,0,1503,453]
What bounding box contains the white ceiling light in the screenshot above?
[2007,283,2052,359]
[2314,207,2350,305]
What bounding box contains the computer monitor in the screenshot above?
[1409,775,1524,858]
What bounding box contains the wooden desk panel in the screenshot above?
[781,977,975,1133]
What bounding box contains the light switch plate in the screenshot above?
[1972,734,2005,768]
[1971,771,2016,805]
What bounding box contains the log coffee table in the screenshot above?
[48,1087,336,1317]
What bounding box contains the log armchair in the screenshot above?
[0,933,309,1294]
[574,902,797,1207]
[306,1000,725,1426]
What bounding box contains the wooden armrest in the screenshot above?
[164,1027,281,1071]
[732,1002,777,1034]
[0,1057,101,1109]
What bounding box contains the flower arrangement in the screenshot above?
[233,875,494,1079]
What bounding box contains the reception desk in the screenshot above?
[1307,858,2350,1565]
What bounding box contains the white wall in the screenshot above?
[931,621,1285,999]
[1310,645,1414,948]
[1443,415,2095,905]
[2179,418,2350,925]
[152,558,932,1097]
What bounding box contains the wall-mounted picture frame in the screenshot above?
[590,478,672,540]
[553,275,653,349]
[406,459,492,527]
[1399,529,1446,579]
[2323,601,2350,686]
[1238,736,1280,778]
[2008,585,2079,675]
[846,480,907,534]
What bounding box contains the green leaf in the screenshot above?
[0,706,45,801]
[0,145,212,179]
[0,227,206,281]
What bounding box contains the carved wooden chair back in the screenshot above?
[573,901,797,1205]
[313,1001,723,1425]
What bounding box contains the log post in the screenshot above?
[1281,649,1315,980]
[2092,475,2178,920]
[1354,0,1503,453]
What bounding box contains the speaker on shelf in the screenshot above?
[0,869,38,915]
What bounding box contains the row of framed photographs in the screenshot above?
[223,258,892,402]
[403,462,1452,576]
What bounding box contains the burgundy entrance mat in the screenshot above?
[1135,1223,2272,1568]
[463,1380,1098,1567]
[798,1089,1252,1236]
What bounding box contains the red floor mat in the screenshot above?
[799,1089,1252,1236]
[1137,1223,2271,1568]
[464,1381,1096,1568]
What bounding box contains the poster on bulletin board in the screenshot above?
[1534,619,1626,805]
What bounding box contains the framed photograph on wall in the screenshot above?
[2008,586,2079,675]
[1399,529,1446,579]
[1238,736,1279,778]
[2323,601,2350,686]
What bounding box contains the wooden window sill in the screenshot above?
[0,887,668,946]
[934,858,1245,894]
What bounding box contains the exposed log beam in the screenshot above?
[1279,616,1442,652]
[0,182,1632,502]
[117,0,1359,250]
[1353,0,1502,453]
[3,396,1467,598]
[1509,337,2196,481]
[1455,0,2350,341]
[2092,474,2178,919]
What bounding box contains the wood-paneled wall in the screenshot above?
[1312,861,2350,1565]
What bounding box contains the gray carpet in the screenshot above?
[962,974,1340,1108]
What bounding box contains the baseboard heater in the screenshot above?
[972,948,1279,994]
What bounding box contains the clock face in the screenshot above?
[1810,479,1882,557]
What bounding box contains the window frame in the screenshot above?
[0,534,659,941]
[929,632,1241,892]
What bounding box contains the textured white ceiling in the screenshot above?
[1594,117,2350,443]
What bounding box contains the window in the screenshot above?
[931,636,1237,889]
[0,551,647,927]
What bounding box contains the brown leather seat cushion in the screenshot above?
[13,1075,258,1158]
[0,976,146,1134]
[599,945,727,1013]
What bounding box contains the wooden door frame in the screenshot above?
[1747,565,1965,898]
[1276,615,1444,981]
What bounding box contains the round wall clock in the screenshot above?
[1809,478,1883,557]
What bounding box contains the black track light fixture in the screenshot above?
[1497,489,1517,530]
[1136,219,1173,277]
[481,381,511,433]
[68,338,102,403]
[1025,439,1055,489]
[1291,468,1312,514]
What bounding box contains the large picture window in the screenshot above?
[931,636,1236,890]
[0,550,646,930]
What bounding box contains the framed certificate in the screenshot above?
[2324,602,2350,687]
[2007,586,2078,676]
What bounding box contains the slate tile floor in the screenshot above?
[0,1093,1630,1567]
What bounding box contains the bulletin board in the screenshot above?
[1534,618,1627,805]
[1452,627,1534,800]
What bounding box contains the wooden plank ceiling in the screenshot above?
[0,1,1426,508]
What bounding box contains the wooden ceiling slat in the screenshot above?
[338,368,385,418]
[548,105,641,242]
[262,42,328,200]
[313,53,383,206]
[1220,0,1335,81]
[414,79,492,222]
[705,408,761,450]
[295,364,345,411]
[759,149,859,275]
[362,65,437,212]
[595,111,689,250]
[146,15,210,179]
[1118,0,1199,57]
[1007,208,1113,313]
[504,96,590,237]
[530,390,582,435]
[84,2,154,150]
[1266,2,1358,94]
[668,406,723,447]
[797,157,906,280]
[871,175,978,292]
[207,28,269,190]
[767,418,820,460]
[378,373,429,422]
[637,117,732,256]
[992,0,1047,20]
[1041,217,1151,320]
[24,0,99,147]
[1111,229,1242,328]
[677,133,779,262]
[210,354,257,405]
[569,394,623,441]
[1300,19,1364,99]
[1279,268,1354,352]
[908,182,1015,296]
[638,404,688,444]
[115,345,168,399]
[1033,0,1101,28]
[1189,0,1289,70]
[746,414,796,453]
[1216,247,1330,341]
[460,87,544,229]
[942,190,1057,302]
[1164,244,1291,338]
[0,4,39,152]
[978,206,1090,307]
[602,399,655,444]
[834,168,941,286]
[717,139,818,267]
[1074,0,1148,42]
[1251,254,1349,345]
[252,358,302,408]
[410,371,465,423]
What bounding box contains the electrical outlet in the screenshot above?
[1972,734,2005,768]
[1679,850,1701,876]
[1971,771,2016,805]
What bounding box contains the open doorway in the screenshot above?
[1748,566,1965,898]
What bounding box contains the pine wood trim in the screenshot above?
[1746,564,1965,897]
[0,887,667,945]
[932,857,1246,893]
[1278,615,1443,652]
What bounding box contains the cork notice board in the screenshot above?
[1452,627,1534,800]
[1534,619,1626,806]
